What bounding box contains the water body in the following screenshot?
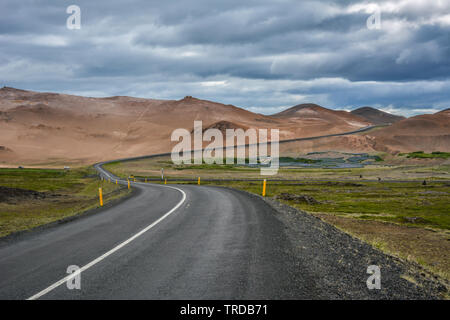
[244,153,380,169]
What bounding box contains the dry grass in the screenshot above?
[103,156,450,283]
[0,167,130,238]
[315,213,450,281]
[104,155,450,181]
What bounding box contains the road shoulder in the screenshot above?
[0,186,139,247]
[213,185,447,299]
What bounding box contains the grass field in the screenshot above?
[103,155,450,181]
[104,156,450,281]
[180,179,450,281]
[399,151,450,159]
[0,167,130,238]
[190,180,450,230]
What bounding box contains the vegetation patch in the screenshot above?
[0,186,51,203]
[315,214,450,282]
[102,157,450,282]
[275,193,320,205]
[279,157,321,164]
[103,154,450,181]
[400,151,450,159]
[0,167,129,238]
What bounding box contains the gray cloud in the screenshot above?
[0,0,449,116]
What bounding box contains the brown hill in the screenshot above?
[0,88,372,165]
[194,120,250,135]
[367,109,450,153]
[272,103,370,137]
[274,103,368,125]
[281,108,450,155]
[351,106,405,125]
[273,103,327,117]
[1,87,447,165]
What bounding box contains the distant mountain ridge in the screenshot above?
[351,106,405,125]
[272,103,327,117]
[272,103,369,129]
[369,108,450,153]
[0,87,448,165]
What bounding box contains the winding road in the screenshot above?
[0,126,440,299]
[0,164,308,299]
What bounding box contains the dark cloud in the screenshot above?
[0,0,449,116]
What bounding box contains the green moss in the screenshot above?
[405,151,450,159]
[0,167,129,237]
[279,157,321,163]
[183,180,450,230]
[103,155,449,230]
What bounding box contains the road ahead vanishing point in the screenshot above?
[0,129,441,300]
[0,167,307,299]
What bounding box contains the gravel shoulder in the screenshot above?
[231,188,447,299]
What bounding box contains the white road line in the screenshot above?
[27,183,187,300]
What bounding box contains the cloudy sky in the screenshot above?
[1,0,449,116]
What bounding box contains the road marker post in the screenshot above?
[128,180,130,189]
[198,177,200,185]
[262,179,267,197]
[99,188,103,206]
[116,179,118,185]
[165,179,167,185]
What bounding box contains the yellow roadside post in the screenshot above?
[99,188,103,206]
[145,178,147,183]
[262,179,267,197]
[115,179,118,185]
[198,177,201,185]
[164,179,167,185]
[128,180,130,189]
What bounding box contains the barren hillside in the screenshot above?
[351,107,405,125]
[1,87,448,166]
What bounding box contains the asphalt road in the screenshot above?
[0,164,440,299]
[93,125,380,165]
[0,125,442,300]
[0,165,308,299]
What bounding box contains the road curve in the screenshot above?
[0,165,309,299]
[0,126,440,299]
[90,125,381,166]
